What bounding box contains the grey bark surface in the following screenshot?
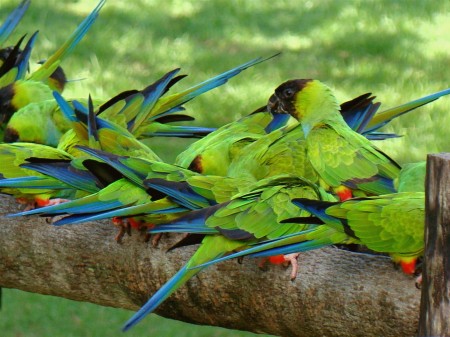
[419,153,450,336]
[0,194,420,337]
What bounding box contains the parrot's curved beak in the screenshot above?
[267,93,282,113]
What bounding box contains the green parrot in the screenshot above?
[0,0,105,135]
[116,175,333,331]
[0,142,99,207]
[176,84,450,179]
[199,191,425,276]
[3,56,273,145]
[394,160,426,193]
[11,145,254,225]
[266,79,402,197]
[196,161,427,274]
[174,110,283,175]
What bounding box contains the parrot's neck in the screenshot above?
[295,81,342,133]
[12,80,53,110]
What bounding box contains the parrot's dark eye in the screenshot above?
[282,88,294,99]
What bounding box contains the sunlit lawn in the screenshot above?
[1,0,449,335]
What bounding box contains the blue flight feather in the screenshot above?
[0,0,30,45]
[122,265,190,332]
[145,179,212,210]
[15,31,38,80]
[264,113,291,133]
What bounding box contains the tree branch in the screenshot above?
[0,194,420,337]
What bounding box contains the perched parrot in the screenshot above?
[176,84,450,179]
[119,175,334,331]
[11,145,253,226]
[174,109,285,175]
[0,0,105,134]
[3,55,275,145]
[0,142,99,207]
[394,161,426,193]
[196,161,427,274]
[266,79,402,198]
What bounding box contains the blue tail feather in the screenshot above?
[15,31,38,80]
[0,0,30,45]
[145,178,212,210]
[122,265,191,332]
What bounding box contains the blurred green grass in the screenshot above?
[1,0,449,335]
[0,289,264,337]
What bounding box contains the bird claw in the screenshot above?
[258,258,270,272]
[151,233,162,247]
[45,198,70,206]
[282,253,300,281]
[112,217,131,244]
[258,253,300,280]
[16,198,36,211]
[415,274,422,289]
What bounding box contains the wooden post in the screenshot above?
[419,153,450,336]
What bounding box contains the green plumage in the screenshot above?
[268,79,401,196]
[325,192,424,257]
[395,161,426,192]
[175,110,295,174]
[0,142,75,199]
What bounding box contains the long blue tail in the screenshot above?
[122,265,196,332]
[0,0,30,45]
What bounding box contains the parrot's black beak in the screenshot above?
[267,93,280,113]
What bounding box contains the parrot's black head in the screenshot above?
[0,46,16,63]
[0,83,16,125]
[49,66,67,93]
[267,79,312,117]
[38,60,67,93]
[3,126,19,143]
[0,44,24,78]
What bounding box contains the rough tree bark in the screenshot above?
[419,153,450,336]
[0,194,420,337]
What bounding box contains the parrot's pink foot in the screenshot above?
[151,233,162,247]
[44,198,70,206]
[127,218,159,245]
[112,217,131,244]
[16,198,36,211]
[415,274,422,289]
[47,215,66,224]
[259,253,301,280]
[282,253,300,281]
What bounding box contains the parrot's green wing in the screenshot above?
[122,175,330,331]
[306,121,401,195]
[395,161,426,193]
[175,110,290,175]
[4,99,70,145]
[267,79,401,195]
[0,142,75,200]
[227,124,318,182]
